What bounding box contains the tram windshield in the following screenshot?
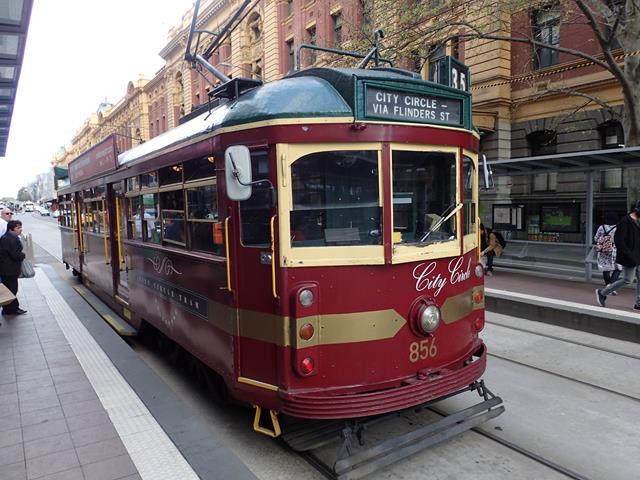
[392,151,456,245]
[290,150,381,247]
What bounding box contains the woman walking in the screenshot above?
[0,220,27,315]
[594,212,621,294]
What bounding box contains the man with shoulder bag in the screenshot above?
[0,220,27,315]
[596,201,640,310]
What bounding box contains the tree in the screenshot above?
[17,187,32,202]
[345,0,640,146]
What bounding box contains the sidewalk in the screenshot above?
[0,265,256,480]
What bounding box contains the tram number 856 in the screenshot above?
[409,338,437,363]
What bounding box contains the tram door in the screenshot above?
[111,181,129,301]
[235,149,280,386]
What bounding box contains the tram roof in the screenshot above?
[118,74,353,166]
[119,66,470,167]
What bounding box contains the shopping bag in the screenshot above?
[0,283,16,306]
[19,259,36,279]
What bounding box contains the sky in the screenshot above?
[0,0,197,199]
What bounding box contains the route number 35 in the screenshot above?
[409,338,437,363]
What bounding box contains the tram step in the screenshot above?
[73,285,137,337]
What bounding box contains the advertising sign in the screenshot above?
[69,135,118,184]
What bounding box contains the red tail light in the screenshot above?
[300,357,315,375]
[473,317,485,332]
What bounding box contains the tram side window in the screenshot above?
[289,150,381,247]
[141,172,159,189]
[142,193,160,243]
[392,151,456,245]
[126,196,142,240]
[159,164,183,186]
[160,189,185,246]
[93,201,103,234]
[240,151,272,247]
[462,156,476,236]
[186,184,223,255]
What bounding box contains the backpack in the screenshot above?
[596,226,614,253]
[492,230,507,249]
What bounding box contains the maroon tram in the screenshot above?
[58,10,502,474]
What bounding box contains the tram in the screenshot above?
[57,4,503,474]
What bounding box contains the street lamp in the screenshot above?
[219,62,262,82]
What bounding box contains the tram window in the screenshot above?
[142,193,160,243]
[159,164,183,186]
[240,151,272,247]
[289,150,381,247]
[126,196,142,240]
[126,176,139,192]
[187,184,223,254]
[184,156,216,182]
[161,190,185,245]
[93,201,102,234]
[392,151,456,245]
[141,172,159,189]
[463,156,476,236]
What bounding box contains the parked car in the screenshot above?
[40,208,51,216]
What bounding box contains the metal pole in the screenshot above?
[585,170,593,281]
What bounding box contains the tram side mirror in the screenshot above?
[481,154,494,190]
[225,145,253,201]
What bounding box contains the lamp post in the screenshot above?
[219,62,262,82]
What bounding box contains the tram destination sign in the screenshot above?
[68,135,118,184]
[364,87,462,126]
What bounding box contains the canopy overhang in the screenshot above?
[488,146,640,176]
[0,0,34,156]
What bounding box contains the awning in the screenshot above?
[0,0,34,156]
[489,146,640,175]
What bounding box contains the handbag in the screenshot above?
[0,283,16,306]
[19,259,36,279]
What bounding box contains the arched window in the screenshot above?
[247,12,262,43]
[527,129,557,156]
[599,120,624,149]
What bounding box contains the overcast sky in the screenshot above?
[0,0,196,199]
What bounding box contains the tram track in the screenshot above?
[427,406,593,480]
[488,351,640,403]
[486,319,640,361]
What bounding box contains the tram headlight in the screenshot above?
[418,304,441,334]
[299,289,314,307]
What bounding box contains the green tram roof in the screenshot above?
[118,67,471,167]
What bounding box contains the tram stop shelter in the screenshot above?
[480,146,640,280]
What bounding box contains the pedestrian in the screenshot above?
[0,220,27,315]
[594,211,622,295]
[0,207,13,237]
[596,201,640,310]
[480,223,503,276]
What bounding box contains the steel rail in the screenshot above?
[486,319,640,361]
[428,406,593,480]
[489,352,640,403]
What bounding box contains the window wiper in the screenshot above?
[419,202,463,244]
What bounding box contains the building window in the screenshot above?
[427,44,446,84]
[533,172,558,192]
[602,169,623,189]
[253,58,262,80]
[248,12,261,42]
[599,121,624,149]
[532,5,560,69]
[527,129,557,156]
[306,26,317,65]
[287,0,293,16]
[286,39,294,71]
[332,12,342,46]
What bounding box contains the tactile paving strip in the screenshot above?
[35,269,200,480]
